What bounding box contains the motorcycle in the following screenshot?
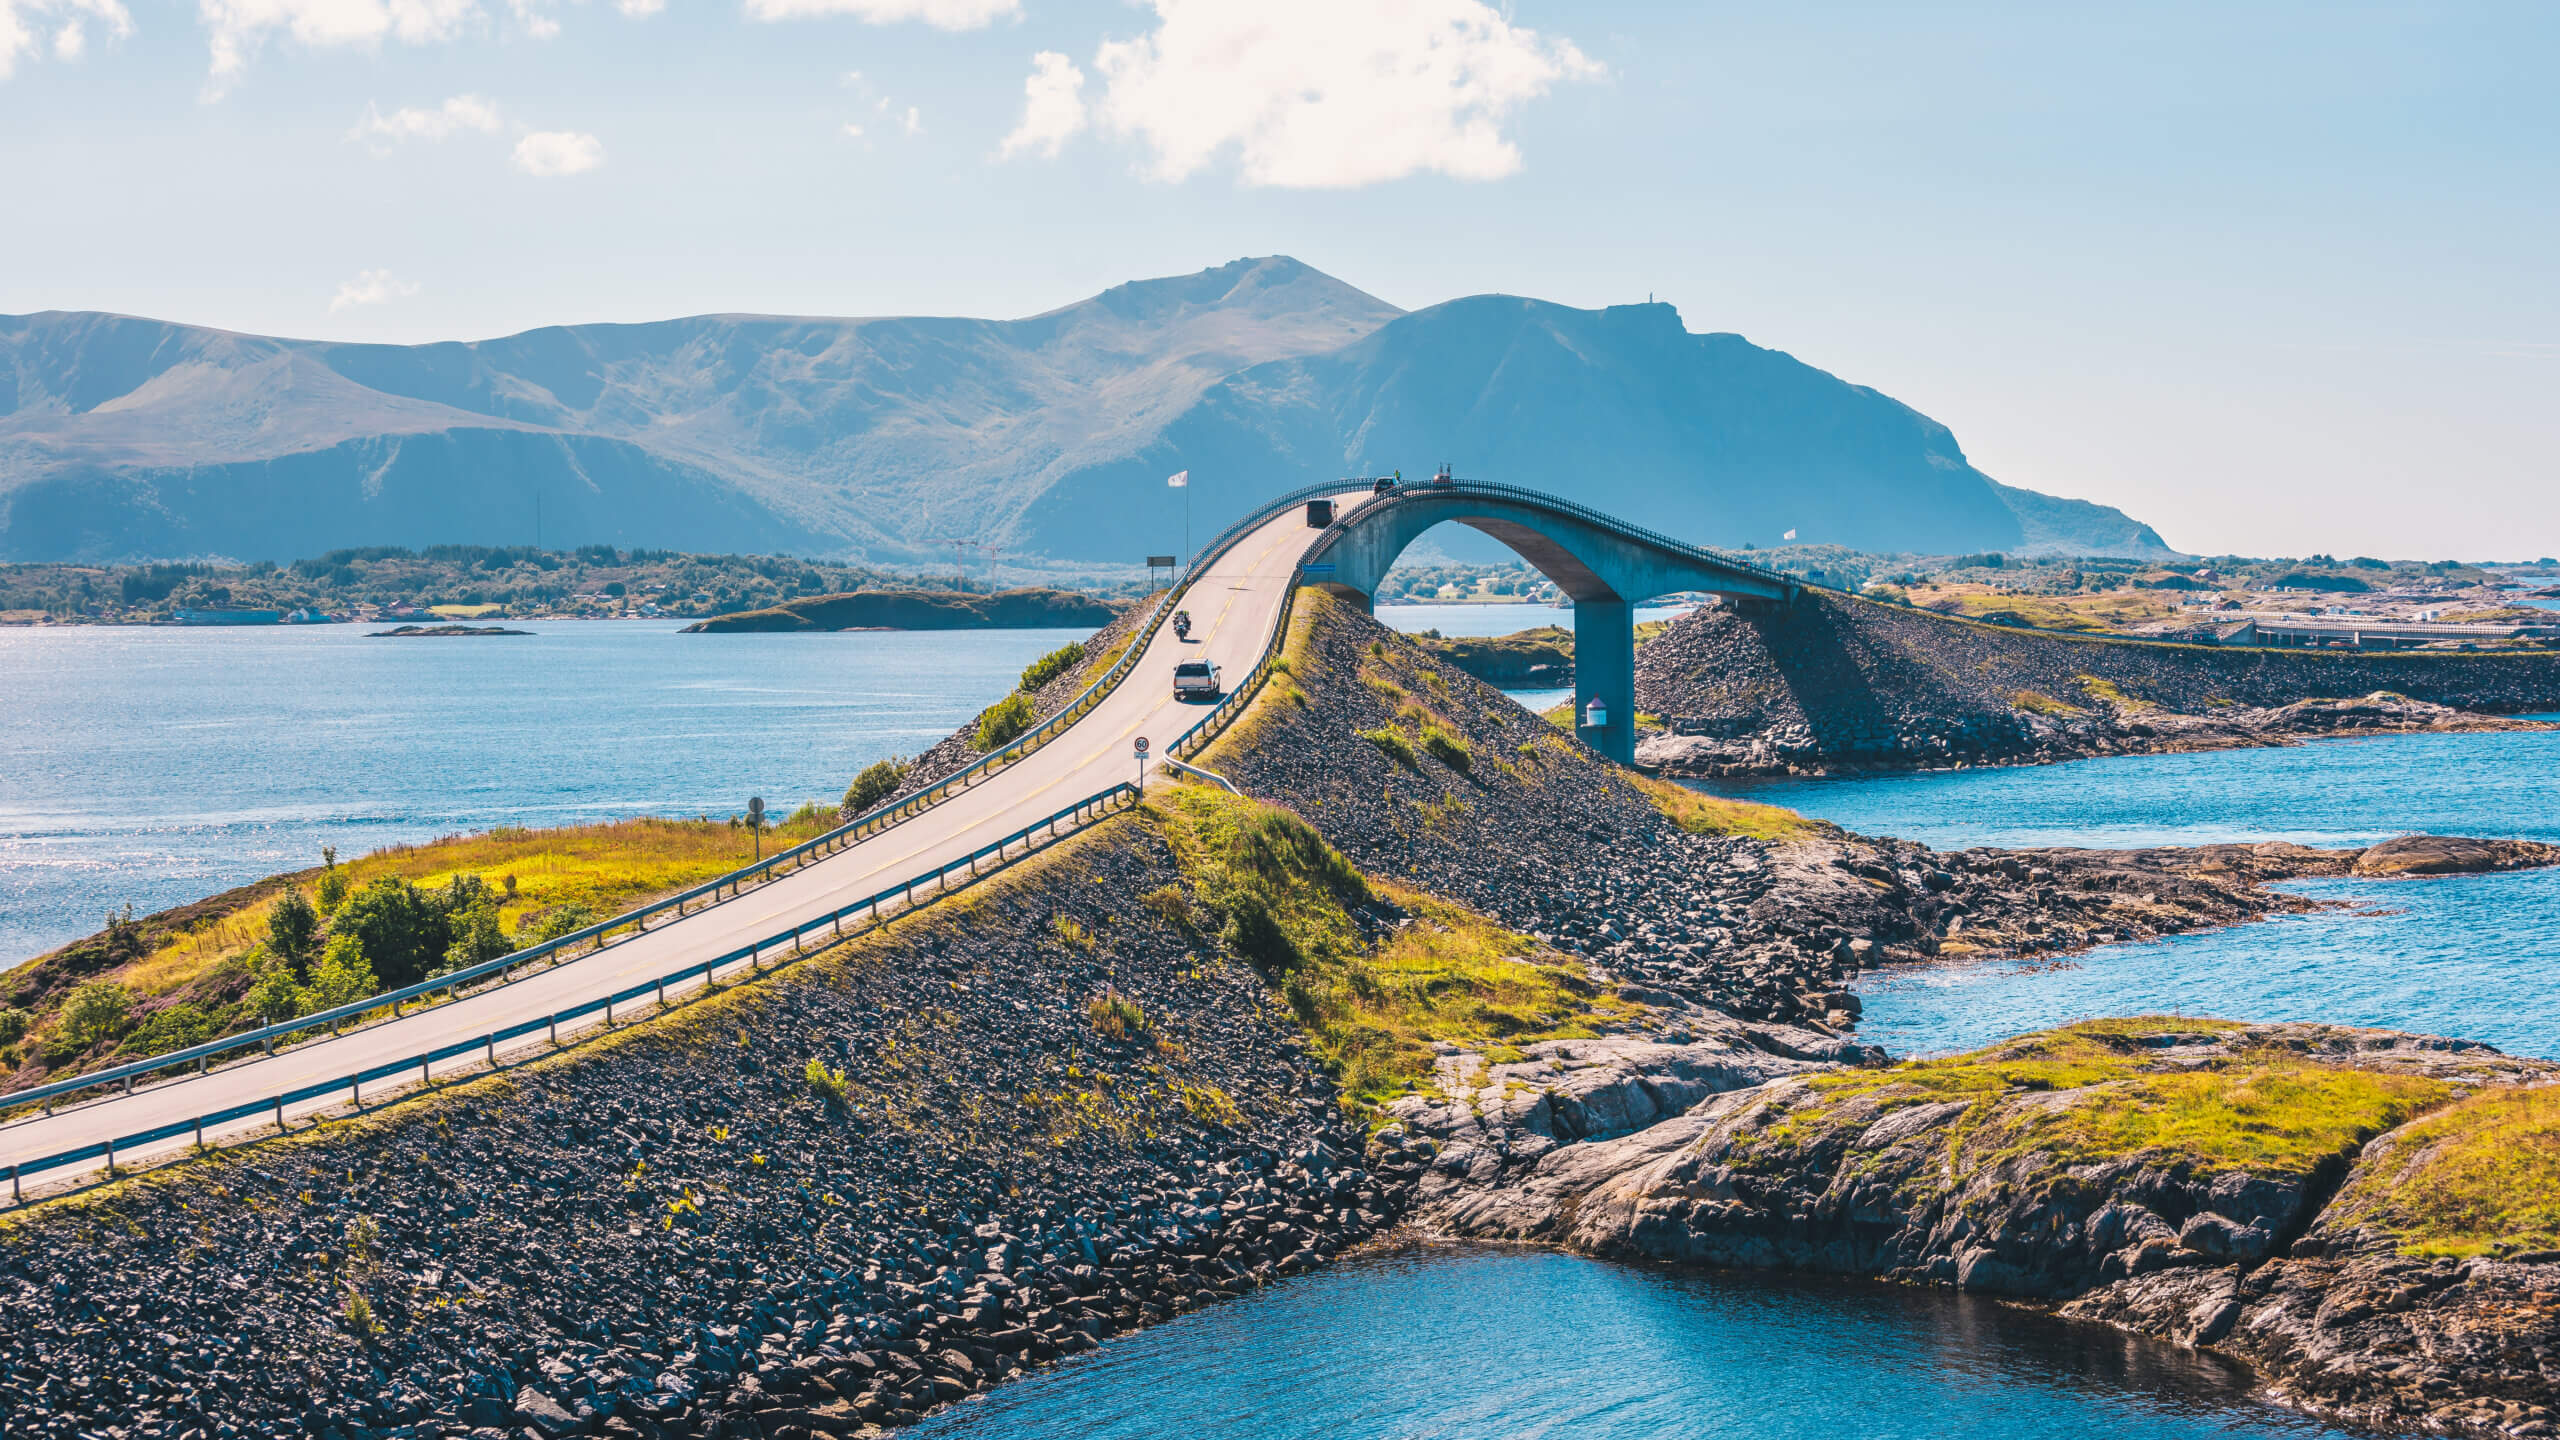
[1172,609,1193,641]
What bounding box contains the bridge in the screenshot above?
[0,478,1786,1199]
[1306,478,1799,761]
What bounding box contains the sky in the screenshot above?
[2,0,2554,560]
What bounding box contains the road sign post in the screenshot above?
[1134,736,1150,793]
[748,795,764,861]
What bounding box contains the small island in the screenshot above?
[367,624,533,638]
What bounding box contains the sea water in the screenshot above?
[0,621,1080,964]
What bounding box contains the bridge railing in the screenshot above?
[0,483,1358,1127]
[4,783,1145,1202]
[1305,477,1801,598]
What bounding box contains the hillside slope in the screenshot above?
[3,260,2166,564]
[1025,297,2168,560]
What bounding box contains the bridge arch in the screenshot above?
[1302,480,1800,763]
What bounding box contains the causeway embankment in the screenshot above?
[8,592,2560,1437]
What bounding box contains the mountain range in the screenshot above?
[0,257,2172,567]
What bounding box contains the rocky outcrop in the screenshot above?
[1633,591,2560,777]
[1417,1019,2560,1435]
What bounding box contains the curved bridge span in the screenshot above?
[1305,479,1800,761]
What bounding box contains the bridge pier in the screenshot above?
[1572,598,1636,765]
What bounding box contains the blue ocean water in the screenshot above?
[0,621,1081,965]
[913,1246,2349,1440]
[1698,726,2560,1059]
[1709,726,2560,850]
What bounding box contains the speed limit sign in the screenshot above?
[1134,737,1151,758]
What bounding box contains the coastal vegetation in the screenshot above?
[2322,1083,2560,1258]
[0,812,836,1092]
[1762,1018,2453,1179]
[0,546,987,624]
[1152,787,1636,1111]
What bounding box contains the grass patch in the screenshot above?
[2009,689,2084,716]
[2075,675,2157,712]
[1418,725,1472,772]
[1151,789,1634,1112]
[1628,773,1819,842]
[1358,726,1417,768]
[1771,1018,2450,1182]
[2324,1085,2560,1258]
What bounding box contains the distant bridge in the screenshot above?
[1304,477,1801,762]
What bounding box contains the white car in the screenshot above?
[1172,659,1223,699]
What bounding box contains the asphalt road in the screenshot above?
[1,492,1357,1189]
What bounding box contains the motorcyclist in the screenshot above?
[1173,609,1192,640]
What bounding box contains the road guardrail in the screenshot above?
[4,784,1144,1202]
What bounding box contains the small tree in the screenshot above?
[245,948,307,1024]
[303,935,378,1012]
[316,845,348,913]
[972,692,1037,751]
[441,890,512,974]
[0,1005,31,1047]
[62,981,134,1047]
[333,878,450,989]
[267,888,322,972]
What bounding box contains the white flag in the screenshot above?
[1166,470,1189,488]
[1783,528,1798,540]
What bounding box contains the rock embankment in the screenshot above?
[0,820,1408,1438]
[881,595,1154,806]
[1425,1019,2560,1434]
[685,588,1120,635]
[1633,590,2560,776]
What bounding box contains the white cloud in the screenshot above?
[1085,0,1600,188]
[504,0,554,37]
[613,0,660,15]
[999,50,1084,160]
[350,92,501,146]
[1,0,130,80]
[512,129,604,175]
[329,268,421,311]
[741,0,1011,31]
[840,121,863,139]
[199,0,479,97]
[899,104,921,136]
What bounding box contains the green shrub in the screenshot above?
[61,981,133,1046]
[842,756,910,814]
[245,948,306,1023]
[315,845,348,912]
[523,903,595,945]
[440,889,513,974]
[0,1006,29,1046]
[1357,725,1415,767]
[1018,641,1086,693]
[974,691,1038,751]
[117,1001,225,1058]
[333,877,450,989]
[302,935,379,1012]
